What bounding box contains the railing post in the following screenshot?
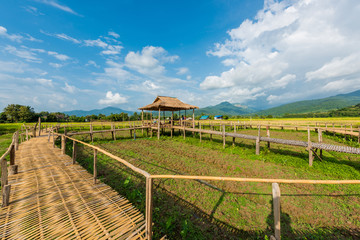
[222,124,226,148]
[61,135,65,155]
[183,124,186,139]
[1,155,10,207]
[90,123,94,143]
[267,125,271,149]
[146,177,153,239]
[26,128,29,141]
[232,123,236,146]
[308,127,313,166]
[52,130,55,148]
[272,183,281,240]
[199,122,202,143]
[72,140,76,164]
[256,125,261,155]
[9,142,18,175]
[15,131,19,151]
[93,149,97,184]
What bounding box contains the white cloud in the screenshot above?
[143,80,160,90]
[86,60,99,68]
[47,51,70,61]
[101,45,123,55]
[176,67,189,75]
[62,82,76,93]
[125,46,178,76]
[202,0,360,106]
[24,6,44,16]
[37,0,81,16]
[306,54,360,81]
[55,33,80,44]
[49,62,63,68]
[108,31,120,38]
[84,39,108,48]
[0,60,26,73]
[36,78,53,87]
[0,26,23,42]
[5,45,41,62]
[99,91,127,105]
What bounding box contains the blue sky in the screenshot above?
[1,0,360,112]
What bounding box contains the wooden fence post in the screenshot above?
[9,143,18,175]
[232,123,236,147]
[210,124,213,141]
[256,126,260,155]
[318,129,323,158]
[90,124,94,142]
[26,129,29,141]
[267,126,270,149]
[15,131,19,151]
[183,124,186,139]
[308,127,313,166]
[93,149,97,184]
[146,177,153,240]
[61,135,65,155]
[272,183,281,240]
[222,125,226,148]
[133,122,136,140]
[358,127,360,143]
[72,141,76,164]
[199,123,202,143]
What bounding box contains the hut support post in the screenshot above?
[272,183,281,240]
[93,149,97,184]
[171,111,174,138]
[146,177,153,240]
[158,108,161,139]
[142,110,144,136]
[192,109,195,136]
[308,127,313,166]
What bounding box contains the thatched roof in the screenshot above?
[138,96,199,111]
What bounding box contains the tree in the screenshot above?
[3,104,35,122]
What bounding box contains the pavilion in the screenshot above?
[138,96,199,139]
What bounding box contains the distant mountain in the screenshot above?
[196,101,256,116]
[256,90,360,116]
[63,107,134,117]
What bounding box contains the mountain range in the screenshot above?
[63,107,134,117]
[63,90,360,117]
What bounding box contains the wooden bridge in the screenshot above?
[0,134,146,239]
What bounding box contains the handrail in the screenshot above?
[51,129,360,240]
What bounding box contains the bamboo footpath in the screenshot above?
[0,134,146,239]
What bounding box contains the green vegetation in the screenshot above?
[196,101,256,116]
[65,127,360,239]
[256,90,360,117]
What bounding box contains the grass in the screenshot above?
[64,128,360,240]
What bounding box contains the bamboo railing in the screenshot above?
[49,128,360,240]
[0,131,20,207]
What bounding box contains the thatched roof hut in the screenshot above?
[138,96,199,139]
[138,96,198,111]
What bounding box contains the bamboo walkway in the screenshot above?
[0,136,146,239]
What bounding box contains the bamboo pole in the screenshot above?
[232,123,235,147]
[72,140,76,164]
[222,125,226,149]
[146,177,153,239]
[150,174,360,184]
[267,125,271,149]
[61,135,65,155]
[308,127,313,166]
[158,108,160,139]
[256,125,260,155]
[272,183,281,240]
[142,110,144,136]
[93,149,97,184]
[171,111,174,138]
